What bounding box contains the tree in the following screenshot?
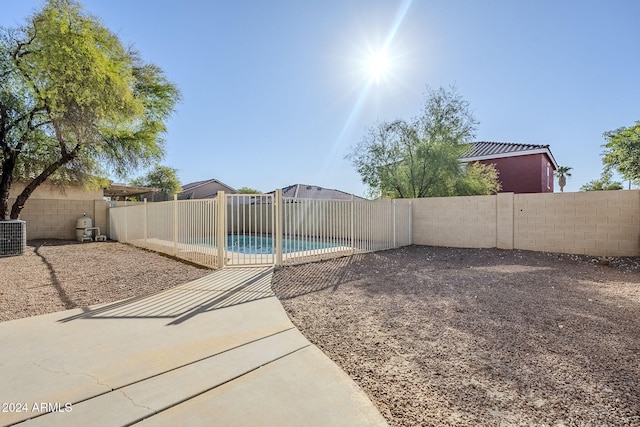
[602,120,640,182]
[579,170,623,191]
[346,86,500,198]
[0,0,180,220]
[237,187,261,194]
[129,165,182,199]
[554,166,573,192]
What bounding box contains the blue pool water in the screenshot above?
[226,234,338,255]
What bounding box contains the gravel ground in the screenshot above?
[0,239,212,322]
[272,246,640,427]
[3,241,639,425]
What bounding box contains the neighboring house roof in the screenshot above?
[460,141,559,169]
[177,179,238,200]
[276,184,366,201]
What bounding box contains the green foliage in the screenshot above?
[0,0,180,219]
[555,166,573,177]
[554,165,572,192]
[130,165,182,195]
[237,187,261,194]
[456,162,501,196]
[346,86,500,198]
[579,171,623,191]
[602,121,640,182]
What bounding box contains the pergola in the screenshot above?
[103,183,158,201]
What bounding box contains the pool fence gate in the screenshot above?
[108,190,412,268]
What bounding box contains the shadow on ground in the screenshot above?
[34,242,77,309]
[273,245,640,426]
[61,268,274,325]
[272,254,368,299]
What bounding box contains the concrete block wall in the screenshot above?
[9,198,109,240]
[496,193,514,249]
[9,182,103,200]
[514,190,640,256]
[410,195,497,248]
[408,190,640,257]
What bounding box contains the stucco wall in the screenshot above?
[409,191,640,257]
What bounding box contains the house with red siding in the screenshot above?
[460,142,559,193]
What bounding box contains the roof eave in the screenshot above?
[180,178,239,194]
[460,148,559,169]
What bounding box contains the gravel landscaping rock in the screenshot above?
[0,239,212,322]
[273,245,640,426]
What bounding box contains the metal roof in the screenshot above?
[460,141,558,169]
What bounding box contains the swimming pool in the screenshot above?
[227,234,339,255]
[187,234,340,255]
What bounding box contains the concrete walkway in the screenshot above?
[0,267,387,427]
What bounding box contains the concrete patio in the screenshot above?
[0,267,386,426]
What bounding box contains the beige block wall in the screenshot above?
[408,190,640,257]
[496,193,514,249]
[514,190,640,256]
[9,182,103,200]
[6,182,108,240]
[9,198,109,240]
[410,195,497,248]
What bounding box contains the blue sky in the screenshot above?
[3,1,639,195]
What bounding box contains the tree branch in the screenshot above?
[10,144,81,219]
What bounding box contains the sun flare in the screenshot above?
[365,50,390,83]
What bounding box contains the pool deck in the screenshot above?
[0,267,387,427]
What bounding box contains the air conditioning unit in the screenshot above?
[0,220,26,257]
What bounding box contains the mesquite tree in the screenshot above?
[347,86,500,198]
[129,165,182,200]
[0,0,180,220]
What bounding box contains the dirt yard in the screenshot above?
[272,246,640,426]
[0,240,212,322]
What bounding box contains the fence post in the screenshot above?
[143,198,148,243]
[123,201,128,243]
[408,201,413,245]
[350,194,355,255]
[392,199,396,248]
[173,194,178,256]
[217,191,226,268]
[275,189,283,267]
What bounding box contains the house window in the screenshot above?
[547,164,551,190]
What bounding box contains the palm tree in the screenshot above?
[554,166,573,192]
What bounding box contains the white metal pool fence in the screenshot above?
[108,190,412,268]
